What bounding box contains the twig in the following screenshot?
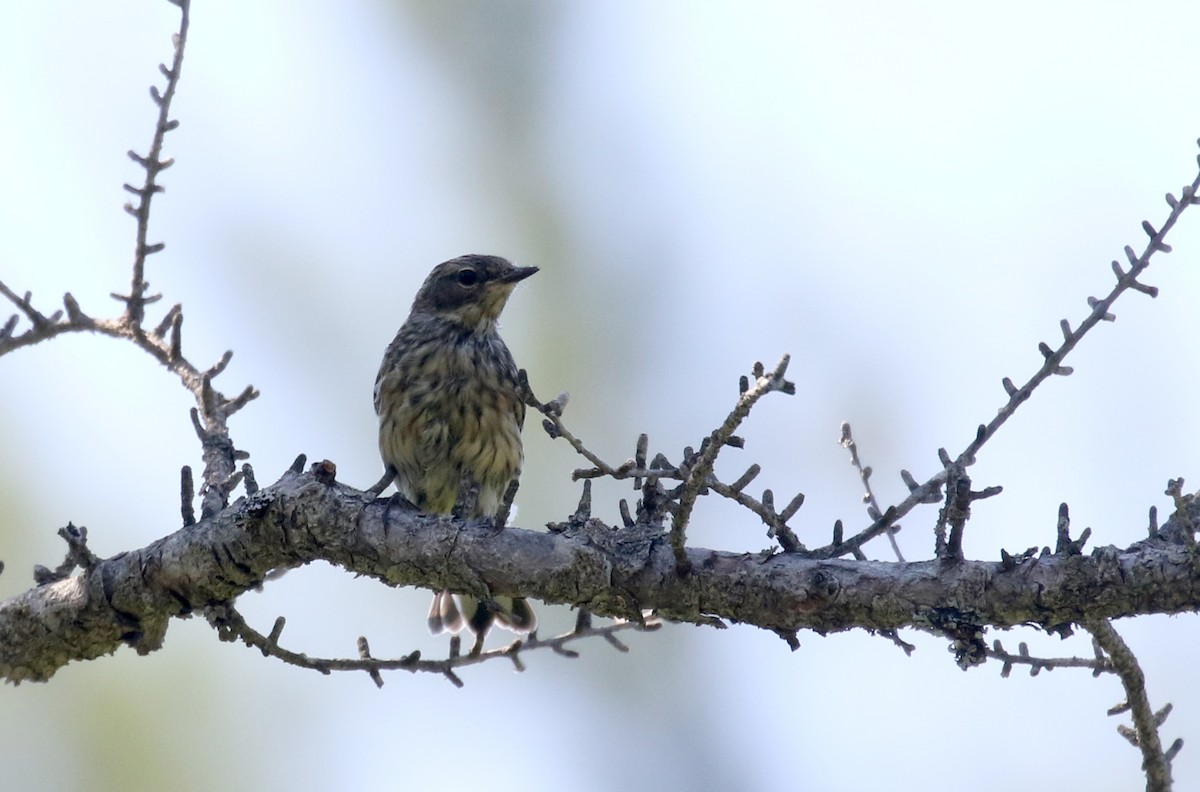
[838,422,904,561]
[988,638,1113,678]
[932,462,1002,561]
[0,284,105,355]
[669,356,796,573]
[32,523,99,585]
[1086,619,1177,792]
[0,0,260,516]
[935,464,972,561]
[833,151,1200,558]
[572,460,807,552]
[528,363,804,555]
[520,370,614,475]
[208,603,661,688]
[117,0,190,327]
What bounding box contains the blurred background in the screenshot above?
[2,2,1200,790]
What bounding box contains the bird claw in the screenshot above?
[366,467,396,496]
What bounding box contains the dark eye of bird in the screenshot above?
[456,268,479,287]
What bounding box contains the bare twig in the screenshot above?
[32,523,99,585]
[988,638,1113,678]
[832,152,1200,558]
[117,0,190,326]
[572,459,807,553]
[179,466,196,527]
[0,285,105,355]
[935,464,972,561]
[838,422,904,561]
[0,0,258,516]
[533,359,804,558]
[1086,619,1178,792]
[668,356,796,572]
[1054,502,1092,556]
[208,602,661,687]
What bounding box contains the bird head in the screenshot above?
[410,254,538,331]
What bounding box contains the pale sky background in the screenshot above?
[2,2,1200,791]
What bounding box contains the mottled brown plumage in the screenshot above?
[374,254,537,637]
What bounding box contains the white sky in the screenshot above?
[2,2,1200,791]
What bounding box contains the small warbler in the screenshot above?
[374,254,537,639]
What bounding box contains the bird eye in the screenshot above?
[456,268,479,287]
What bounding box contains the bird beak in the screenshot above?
[499,266,539,284]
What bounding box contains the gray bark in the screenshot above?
[2,466,1197,683]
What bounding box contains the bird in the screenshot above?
[373,254,537,644]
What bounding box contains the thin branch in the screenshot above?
[832,150,1200,559]
[118,0,190,328]
[0,282,60,330]
[987,637,1113,678]
[669,356,795,572]
[0,284,109,355]
[1085,619,1177,792]
[571,460,808,554]
[208,602,661,687]
[0,0,260,518]
[532,360,805,557]
[520,373,616,477]
[838,422,904,561]
[935,464,972,561]
[956,170,1195,467]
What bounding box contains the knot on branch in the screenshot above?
[33,523,99,585]
[312,460,337,486]
[926,608,987,670]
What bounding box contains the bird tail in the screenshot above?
[427,590,465,635]
[427,592,536,637]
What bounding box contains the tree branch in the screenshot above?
[1087,619,1180,792]
[3,464,1198,684]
